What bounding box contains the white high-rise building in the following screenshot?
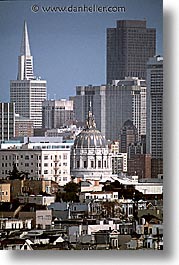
[10,21,47,129]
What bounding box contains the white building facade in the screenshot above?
[112,153,127,175]
[70,110,112,181]
[0,142,73,186]
[10,21,47,129]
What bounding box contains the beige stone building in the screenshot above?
[0,182,11,202]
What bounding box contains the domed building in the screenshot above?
[70,110,112,180]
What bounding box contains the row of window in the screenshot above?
[0,154,68,161]
[11,82,46,87]
[76,160,107,168]
[86,194,118,199]
[44,169,68,175]
[0,191,8,196]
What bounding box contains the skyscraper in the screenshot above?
[106,20,156,84]
[42,99,74,129]
[120,120,138,153]
[0,102,15,141]
[74,85,106,136]
[146,56,163,178]
[74,77,146,141]
[10,21,47,129]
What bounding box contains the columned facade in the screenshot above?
[70,110,112,180]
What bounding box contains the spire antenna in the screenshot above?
[20,20,31,56]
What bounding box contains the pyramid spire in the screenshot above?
[17,21,34,80]
[20,21,31,56]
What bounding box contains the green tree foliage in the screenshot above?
[102,180,143,200]
[55,182,79,202]
[64,182,79,193]
[8,162,30,180]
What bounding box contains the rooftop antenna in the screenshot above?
[89,100,92,112]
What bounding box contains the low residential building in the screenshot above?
[9,179,58,201]
[117,175,163,195]
[118,199,147,220]
[81,219,133,236]
[136,206,163,250]
[0,181,11,202]
[79,180,103,193]
[0,140,73,186]
[0,238,33,250]
[79,191,118,203]
[0,202,22,218]
[93,229,132,250]
[0,217,32,230]
[18,194,55,206]
[18,204,52,229]
[49,202,89,220]
[0,202,52,229]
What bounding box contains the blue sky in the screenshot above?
[0,0,163,102]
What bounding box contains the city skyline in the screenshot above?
[0,0,163,102]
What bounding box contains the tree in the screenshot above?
[8,162,30,180]
[64,182,79,193]
[55,182,80,202]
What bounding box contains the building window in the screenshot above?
[25,155,29,160]
[84,161,87,168]
[91,161,94,168]
[44,155,48,160]
[98,161,101,168]
[63,154,67,160]
[44,170,48,174]
[77,161,80,168]
[44,163,48,167]
[129,207,133,215]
